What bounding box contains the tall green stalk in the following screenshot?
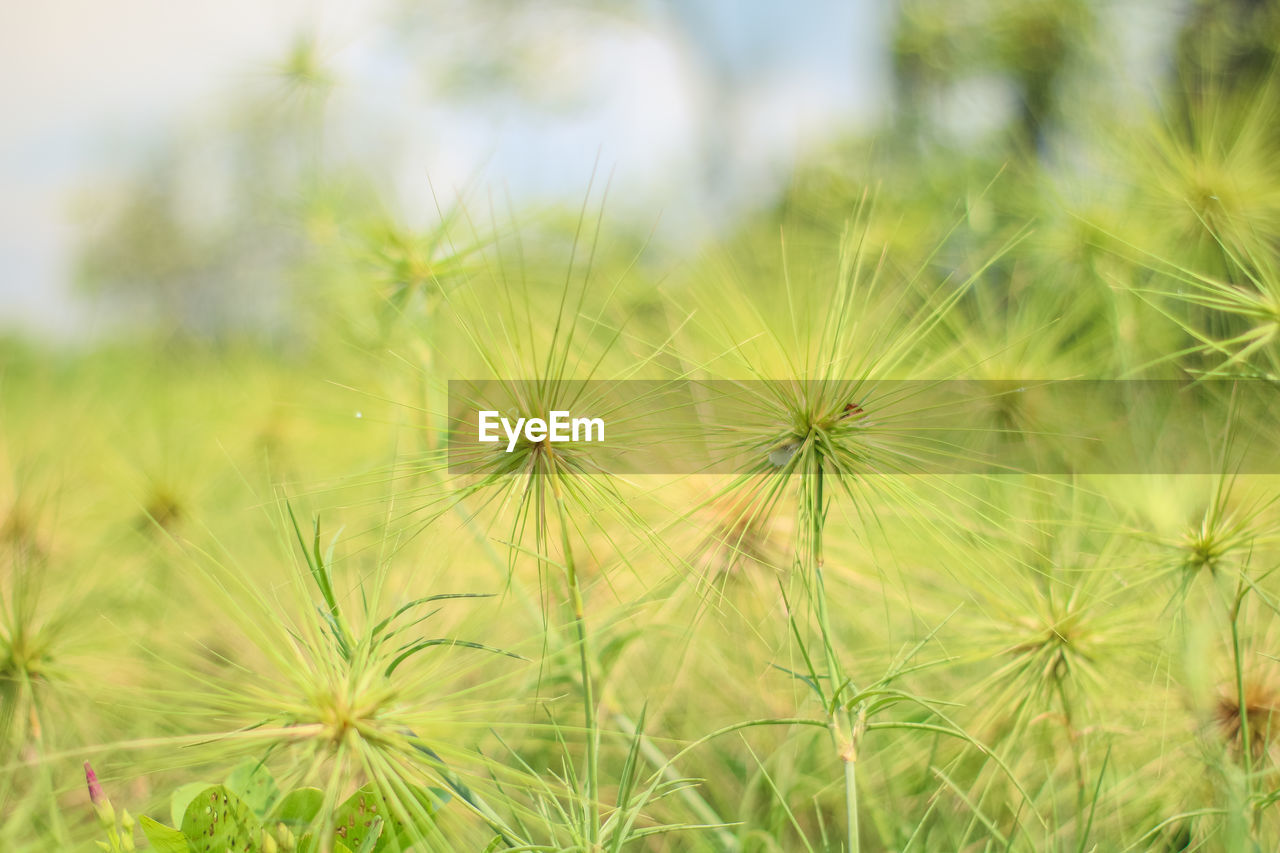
[844,758,859,853]
[1229,578,1254,835]
[807,445,860,853]
[548,451,600,847]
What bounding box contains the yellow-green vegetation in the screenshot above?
[7,3,1280,851]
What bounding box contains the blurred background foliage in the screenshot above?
[43,0,1277,349]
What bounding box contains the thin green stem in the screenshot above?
[844,756,859,853]
[808,449,859,853]
[1230,580,1254,831]
[811,453,842,696]
[1054,674,1087,817]
[548,453,600,848]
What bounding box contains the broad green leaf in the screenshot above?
[332,787,386,852]
[224,760,280,818]
[180,785,264,853]
[323,784,448,852]
[270,786,325,827]
[138,815,188,853]
[354,819,383,853]
[376,786,450,851]
[170,782,212,829]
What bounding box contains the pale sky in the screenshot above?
[23,2,1191,338]
[0,0,389,335]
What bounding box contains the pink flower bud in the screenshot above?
[84,761,115,828]
[84,761,105,806]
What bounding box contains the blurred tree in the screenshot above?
[892,0,1095,155]
[74,39,335,343]
[1174,0,1280,99]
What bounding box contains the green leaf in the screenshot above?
[138,816,188,853]
[224,760,280,819]
[384,638,526,676]
[180,786,264,853]
[170,782,212,829]
[332,787,386,852]
[286,503,339,621]
[354,819,383,853]
[331,785,446,852]
[270,787,324,828]
[379,787,449,851]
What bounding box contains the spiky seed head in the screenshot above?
[1215,676,1280,763]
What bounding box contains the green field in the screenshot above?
[6,3,1280,851]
